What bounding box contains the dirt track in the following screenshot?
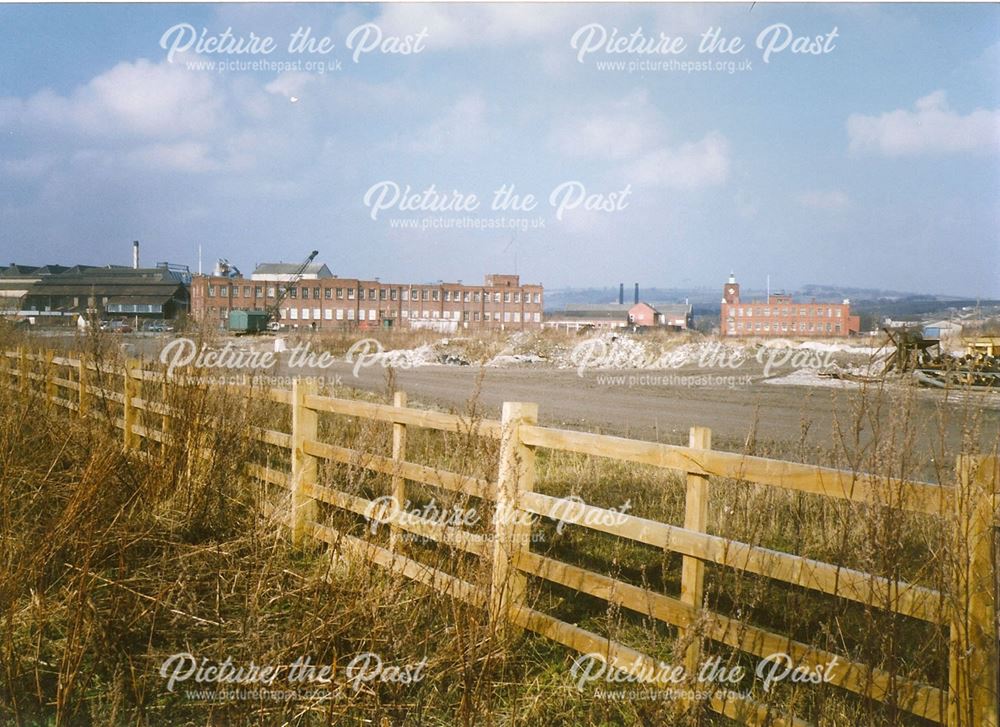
[301,359,1000,458]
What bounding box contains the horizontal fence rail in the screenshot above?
[3,346,997,727]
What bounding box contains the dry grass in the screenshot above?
[0,328,995,726]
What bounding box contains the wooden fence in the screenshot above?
[3,347,997,727]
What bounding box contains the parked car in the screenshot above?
[145,321,173,333]
[100,320,132,333]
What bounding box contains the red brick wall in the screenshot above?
[190,275,544,331]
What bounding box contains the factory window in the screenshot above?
[464,292,470,302]
[302,288,309,299]
[369,288,376,299]
[473,292,480,303]
[324,309,332,320]
[826,323,832,332]
[369,309,375,320]
[533,312,541,322]
[534,293,541,304]
[817,308,823,316]
[432,290,440,301]
[411,289,418,300]
[324,289,332,300]
[738,307,744,317]
[827,308,833,317]
[359,289,366,300]
[494,311,500,321]
[289,288,298,299]
[494,293,501,303]
[463,311,470,321]
[513,312,520,322]
[390,288,397,301]
[243,286,250,297]
[313,308,320,320]
[255,286,263,296]
[290,308,298,320]
[401,290,408,301]
[421,290,429,301]
[402,310,409,318]
[835,309,842,317]
[432,310,439,319]
[302,308,310,320]
[504,292,511,303]
[336,288,344,299]
[474,312,480,321]
[347,309,355,320]
[220,286,229,297]
[336,309,344,320]
[207,286,215,297]
[347,288,355,300]
[313,288,320,299]
[444,291,451,302]
[800,308,807,316]
[379,289,387,301]
[835,324,841,333]
[358,309,365,321]
[763,307,769,316]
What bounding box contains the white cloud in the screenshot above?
[0,59,223,139]
[126,142,220,173]
[549,90,663,160]
[401,94,491,154]
[797,189,850,210]
[374,4,573,49]
[847,90,1000,156]
[551,91,730,189]
[624,132,730,189]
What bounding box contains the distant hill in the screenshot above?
[544,285,999,329]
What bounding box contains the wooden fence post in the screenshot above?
[77,355,88,417]
[949,455,999,727]
[18,346,27,396]
[291,377,319,546]
[491,401,538,634]
[390,391,407,552]
[680,426,712,679]
[123,357,138,450]
[44,350,56,405]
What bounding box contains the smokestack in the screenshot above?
[619,283,624,305]
[634,283,639,305]
[132,240,139,270]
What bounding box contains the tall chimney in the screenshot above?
[132,240,139,270]
[634,283,639,305]
[619,283,624,305]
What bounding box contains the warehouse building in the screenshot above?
[14,266,190,323]
[720,273,860,337]
[190,266,544,332]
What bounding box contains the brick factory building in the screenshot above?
[190,267,543,332]
[720,273,860,337]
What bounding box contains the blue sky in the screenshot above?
[0,3,997,296]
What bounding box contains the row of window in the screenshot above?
[204,284,541,305]
[727,306,843,318]
[727,321,842,333]
[204,307,542,324]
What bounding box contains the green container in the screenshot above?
[228,310,269,333]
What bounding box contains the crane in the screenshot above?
[264,249,319,328]
[227,249,319,334]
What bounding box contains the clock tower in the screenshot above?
[723,272,740,304]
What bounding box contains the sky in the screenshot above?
[0,3,997,297]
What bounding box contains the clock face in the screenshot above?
[727,287,735,295]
